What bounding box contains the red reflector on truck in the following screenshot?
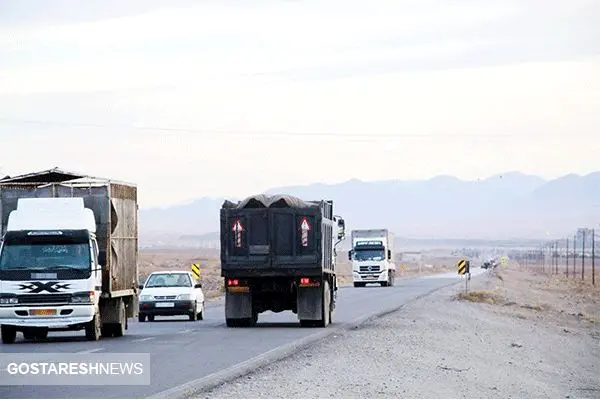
[227,279,239,286]
[299,277,320,287]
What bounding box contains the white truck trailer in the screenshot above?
[0,168,138,343]
[348,229,395,287]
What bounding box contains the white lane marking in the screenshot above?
[177,329,194,334]
[77,348,104,354]
[132,337,155,343]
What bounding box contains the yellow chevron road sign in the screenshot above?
[191,263,201,280]
[457,259,470,275]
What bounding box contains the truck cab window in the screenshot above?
[354,249,385,261]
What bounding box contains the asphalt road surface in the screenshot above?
[0,269,486,399]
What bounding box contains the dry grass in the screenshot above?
[459,263,600,333]
[455,290,504,304]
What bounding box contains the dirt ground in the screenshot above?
[139,250,459,297]
[201,263,600,399]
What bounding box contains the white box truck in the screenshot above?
[0,168,138,343]
[348,229,395,287]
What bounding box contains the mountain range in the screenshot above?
[139,172,600,240]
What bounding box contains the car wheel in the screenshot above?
[189,303,197,321]
[197,302,204,320]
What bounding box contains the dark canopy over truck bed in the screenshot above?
[0,168,138,297]
[220,194,335,277]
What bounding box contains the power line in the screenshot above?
[0,117,577,139]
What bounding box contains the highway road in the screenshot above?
[0,269,486,399]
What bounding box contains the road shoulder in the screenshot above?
[198,265,600,399]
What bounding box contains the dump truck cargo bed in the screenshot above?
[220,194,335,277]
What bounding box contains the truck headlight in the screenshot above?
[0,297,18,305]
[140,295,154,301]
[71,291,95,304]
[176,294,192,300]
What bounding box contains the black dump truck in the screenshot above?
[220,194,345,327]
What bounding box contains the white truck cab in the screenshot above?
[0,198,102,343]
[348,229,396,287]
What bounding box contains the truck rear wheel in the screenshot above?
[226,311,257,328]
[1,325,17,344]
[112,301,127,337]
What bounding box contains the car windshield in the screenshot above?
[354,249,385,261]
[0,243,91,271]
[145,273,192,288]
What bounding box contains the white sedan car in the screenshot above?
[138,271,205,322]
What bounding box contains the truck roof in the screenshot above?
[7,198,96,233]
[222,194,325,209]
[0,167,136,187]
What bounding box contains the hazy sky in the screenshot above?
[0,0,599,207]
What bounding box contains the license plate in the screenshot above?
[156,302,174,308]
[365,276,377,279]
[30,309,56,316]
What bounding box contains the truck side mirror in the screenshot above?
[336,218,345,240]
[387,250,391,260]
[138,284,144,290]
[195,283,202,288]
[348,250,352,261]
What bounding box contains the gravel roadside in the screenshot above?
[198,266,599,399]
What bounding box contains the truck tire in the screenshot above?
[353,282,365,288]
[138,313,146,322]
[85,313,101,341]
[389,270,395,286]
[316,280,331,328]
[23,329,36,340]
[1,325,17,344]
[35,328,49,340]
[113,301,127,337]
[226,312,257,328]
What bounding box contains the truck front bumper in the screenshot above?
[353,270,388,283]
[0,305,95,328]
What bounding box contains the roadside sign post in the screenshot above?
[458,259,470,293]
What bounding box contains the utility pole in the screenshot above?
[582,229,586,281]
[592,228,595,286]
[566,237,569,278]
[573,234,577,277]
[555,241,559,274]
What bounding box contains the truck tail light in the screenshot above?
[227,279,239,286]
[299,277,320,287]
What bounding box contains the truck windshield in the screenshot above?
[354,249,385,261]
[0,243,91,271]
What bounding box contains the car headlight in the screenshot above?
[140,295,154,301]
[0,297,18,305]
[176,294,192,300]
[71,291,95,304]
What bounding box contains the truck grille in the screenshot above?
[359,265,380,272]
[153,295,177,300]
[17,294,72,305]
